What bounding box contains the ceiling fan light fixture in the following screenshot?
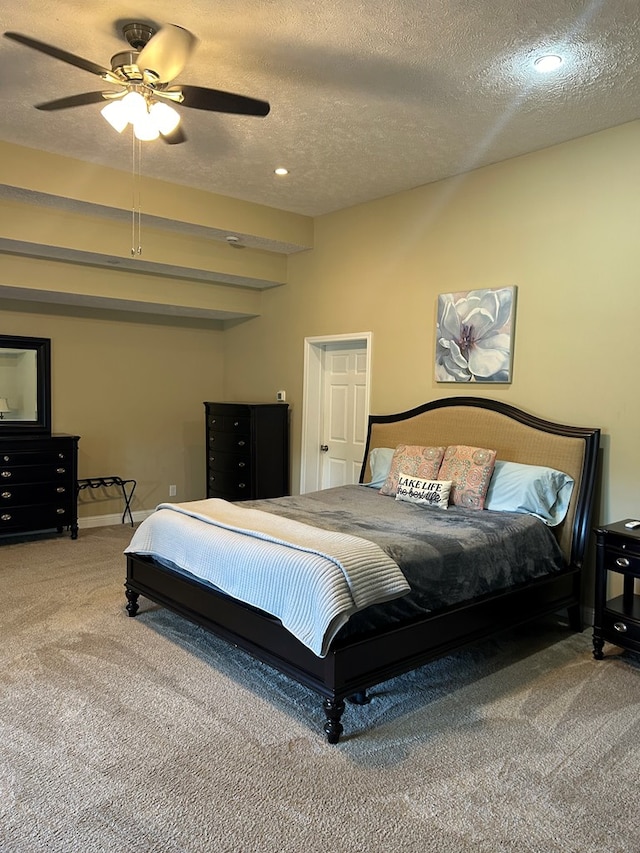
[101,100,129,133]
[121,90,148,123]
[133,112,160,141]
[149,100,181,135]
[6,22,271,149]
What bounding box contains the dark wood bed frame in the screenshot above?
[125,397,600,743]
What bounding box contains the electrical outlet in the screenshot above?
[169,485,177,497]
[276,390,286,402]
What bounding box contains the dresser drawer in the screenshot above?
[602,542,640,577]
[207,414,250,434]
[1,448,73,466]
[208,432,250,453]
[602,607,640,648]
[0,502,72,532]
[208,470,251,498]
[208,450,251,475]
[0,481,72,506]
[0,463,73,485]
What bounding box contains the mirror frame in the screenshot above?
[0,334,52,435]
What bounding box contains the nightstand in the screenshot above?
[593,520,640,659]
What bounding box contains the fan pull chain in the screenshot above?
[131,131,143,257]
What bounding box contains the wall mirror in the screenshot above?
[0,335,51,435]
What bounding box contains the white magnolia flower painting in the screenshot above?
[435,286,516,383]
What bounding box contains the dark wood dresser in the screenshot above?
[205,402,289,501]
[0,434,79,539]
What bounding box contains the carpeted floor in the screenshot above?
[1,524,639,852]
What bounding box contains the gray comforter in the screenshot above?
[243,484,566,640]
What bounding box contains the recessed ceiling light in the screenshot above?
[533,54,564,73]
[274,167,289,176]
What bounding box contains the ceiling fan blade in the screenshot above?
[161,125,187,145]
[137,24,197,83]
[35,91,111,111]
[179,85,270,117]
[4,31,115,80]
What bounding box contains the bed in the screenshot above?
[124,397,600,743]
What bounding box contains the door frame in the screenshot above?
[300,332,372,494]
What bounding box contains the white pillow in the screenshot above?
[484,460,575,526]
[363,447,395,488]
[395,473,452,509]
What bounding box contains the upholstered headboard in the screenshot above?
[360,397,600,568]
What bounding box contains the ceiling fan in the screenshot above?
[4,22,270,144]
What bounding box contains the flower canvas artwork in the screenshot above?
[435,286,516,383]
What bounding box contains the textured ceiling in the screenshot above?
[1,0,639,217]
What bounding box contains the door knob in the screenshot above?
[320,444,329,452]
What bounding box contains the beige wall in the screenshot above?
[1,120,638,532]
[0,303,224,520]
[223,120,640,526]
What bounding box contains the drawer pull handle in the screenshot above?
[1,491,11,499]
[56,467,66,474]
[58,453,65,459]
[613,621,628,633]
[234,421,240,427]
[2,455,9,462]
[238,462,245,468]
[237,440,246,447]
[56,487,66,493]
[238,483,246,489]
[1,513,11,522]
[1,471,11,479]
[616,557,630,568]
[56,508,66,515]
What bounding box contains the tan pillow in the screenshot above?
[380,445,446,496]
[438,445,497,509]
[395,474,452,509]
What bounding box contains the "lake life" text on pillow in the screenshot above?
[395,474,452,509]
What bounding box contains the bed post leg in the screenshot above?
[347,690,371,705]
[125,587,140,617]
[322,697,345,744]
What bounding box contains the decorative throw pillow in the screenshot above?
[380,445,446,496]
[363,447,395,488]
[484,460,575,526]
[395,474,452,509]
[438,445,497,509]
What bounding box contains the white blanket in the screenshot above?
[125,498,410,657]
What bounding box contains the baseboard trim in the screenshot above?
[79,509,154,529]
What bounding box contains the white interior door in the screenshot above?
[320,344,368,488]
[300,332,372,494]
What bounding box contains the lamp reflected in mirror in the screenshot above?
[0,397,10,420]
